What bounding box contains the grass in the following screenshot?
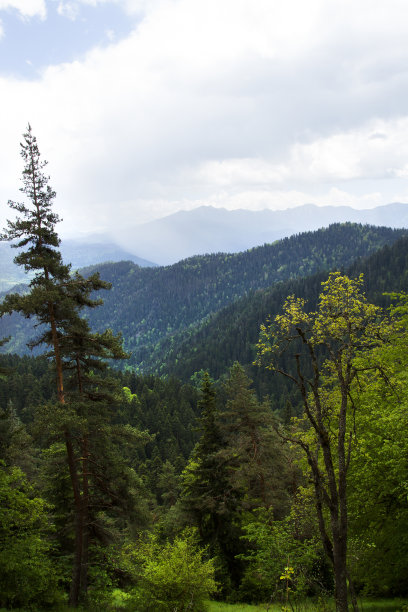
[207,599,408,612]
[3,598,406,611]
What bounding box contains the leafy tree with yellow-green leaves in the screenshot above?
[345,292,408,596]
[256,272,393,612]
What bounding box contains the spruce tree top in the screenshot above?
[1,124,69,282]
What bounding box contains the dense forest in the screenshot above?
[1,128,408,612]
[0,223,406,366]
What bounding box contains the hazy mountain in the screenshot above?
[118,202,408,264]
[60,239,156,270]
[0,239,157,292]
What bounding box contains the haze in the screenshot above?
[1,0,408,244]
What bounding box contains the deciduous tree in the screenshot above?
[256,272,390,611]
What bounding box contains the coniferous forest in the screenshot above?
[1,128,408,612]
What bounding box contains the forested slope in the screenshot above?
[160,234,408,388]
[2,229,408,609]
[86,223,406,349]
[0,223,405,362]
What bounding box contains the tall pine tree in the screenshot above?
[1,125,145,606]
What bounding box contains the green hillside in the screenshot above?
[0,223,406,363]
[2,226,408,610]
[158,234,408,394]
[85,223,406,367]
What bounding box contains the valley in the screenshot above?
[2,202,408,611]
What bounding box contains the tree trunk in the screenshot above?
[333,524,348,611]
[80,435,90,597]
[70,502,83,607]
[49,309,84,607]
[65,432,83,608]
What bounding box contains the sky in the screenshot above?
[1,0,408,240]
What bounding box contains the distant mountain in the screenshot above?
[1,223,405,365]
[60,239,157,271]
[118,202,408,264]
[0,239,157,292]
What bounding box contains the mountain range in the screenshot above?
[1,223,406,376]
[2,203,408,290]
[116,202,408,264]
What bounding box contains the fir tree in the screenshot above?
[1,125,145,606]
[181,372,241,592]
[220,362,291,517]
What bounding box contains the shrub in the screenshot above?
[0,463,63,609]
[124,529,217,611]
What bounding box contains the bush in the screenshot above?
[238,506,331,604]
[0,463,63,609]
[124,529,217,611]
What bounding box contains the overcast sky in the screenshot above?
[1,0,408,239]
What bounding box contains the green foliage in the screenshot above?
[238,504,328,604]
[181,366,295,597]
[2,155,408,608]
[220,363,291,516]
[1,224,406,372]
[256,273,394,611]
[122,529,217,611]
[180,373,241,594]
[161,233,408,388]
[0,462,63,609]
[345,294,408,596]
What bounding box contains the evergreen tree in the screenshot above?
[1,126,147,606]
[181,372,240,591]
[220,362,291,517]
[0,463,62,608]
[1,124,71,401]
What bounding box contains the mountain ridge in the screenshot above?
[115,202,408,264]
[1,223,406,367]
[158,232,408,394]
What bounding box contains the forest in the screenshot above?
[1,127,408,612]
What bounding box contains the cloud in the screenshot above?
[194,118,408,188]
[55,0,122,19]
[0,0,46,19]
[56,1,80,20]
[196,159,290,187]
[1,0,408,240]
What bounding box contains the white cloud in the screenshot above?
[193,118,408,189]
[56,1,79,19]
[289,118,408,183]
[0,0,46,19]
[196,158,289,187]
[55,0,128,20]
[2,0,408,239]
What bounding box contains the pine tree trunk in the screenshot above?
[70,503,83,607]
[80,435,90,597]
[49,307,84,607]
[48,303,65,403]
[65,432,83,607]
